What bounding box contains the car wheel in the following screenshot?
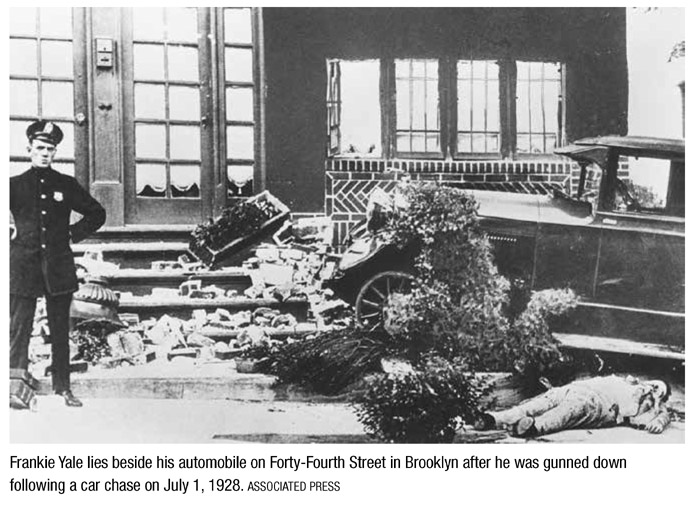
[355,271,416,330]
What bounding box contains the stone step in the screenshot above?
[74,242,191,269]
[102,268,253,296]
[118,296,311,321]
[82,225,195,244]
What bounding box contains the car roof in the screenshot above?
[573,135,684,159]
[554,144,609,167]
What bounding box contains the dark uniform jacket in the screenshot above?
[10,167,106,297]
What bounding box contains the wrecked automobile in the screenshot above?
[328,136,684,358]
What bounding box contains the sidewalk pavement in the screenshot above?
[10,396,685,444]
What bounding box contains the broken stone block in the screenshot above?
[106,332,125,357]
[151,287,180,298]
[292,216,333,243]
[213,341,229,353]
[280,248,305,261]
[179,279,202,297]
[192,309,207,324]
[228,310,252,328]
[215,308,233,321]
[243,284,262,299]
[257,263,294,286]
[167,348,199,361]
[237,326,266,346]
[271,313,298,328]
[253,307,281,319]
[255,246,280,262]
[186,332,215,348]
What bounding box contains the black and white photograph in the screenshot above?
[7,6,685,447]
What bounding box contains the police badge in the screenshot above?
[54,191,64,202]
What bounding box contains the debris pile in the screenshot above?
[27,205,354,376]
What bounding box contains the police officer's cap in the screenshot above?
[26,120,64,146]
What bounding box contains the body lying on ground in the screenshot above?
[475,375,672,438]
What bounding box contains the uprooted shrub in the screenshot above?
[354,357,488,443]
[246,329,394,396]
[378,182,577,383]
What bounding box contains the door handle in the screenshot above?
[75,112,87,126]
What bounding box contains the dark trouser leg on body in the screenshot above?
[45,294,73,393]
[10,294,37,372]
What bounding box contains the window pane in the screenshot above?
[226,87,254,122]
[39,8,73,39]
[472,134,487,153]
[10,39,37,76]
[224,8,252,44]
[458,79,472,131]
[135,84,166,119]
[517,134,530,153]
[10,79,38,117]
[170,165,200,197]
[133,8,165,41]
[530,81,544,132]
[225,47,253,82]
[425,80,438,131]
[339,60,381,156]
[136,124,166,159]
[227,165,254,195]
[169,86,200,121]
[136,164,167,197]
[134,44,165,81]
[543,80,559,133]
[10,120,30,157]
[471,80,487,131]
[625,157,670,210]
[396,79,410,130]
[10,8,37,36]
[40,41,73,77]
[411,133,425,152]
[458,133,472,153]
[170,126,200,160]
[41,81,73,118]
[487,79,500,130]
[426,133,440,153]
[166,8,198,42]
[396,133,411,153]
[56,123,75,160]
[168,46,199,82]
[226,125,254,159]
[411,81,425,129]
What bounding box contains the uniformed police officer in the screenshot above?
[10,120,106,407]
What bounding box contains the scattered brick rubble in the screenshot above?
[29,215,353,376]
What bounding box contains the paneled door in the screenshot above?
[122,7,215,224]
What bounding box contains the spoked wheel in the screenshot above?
[355,271,415,330]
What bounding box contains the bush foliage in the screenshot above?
[256,182,577,442]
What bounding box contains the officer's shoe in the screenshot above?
[513,416,538,438]
[56,390,83,408]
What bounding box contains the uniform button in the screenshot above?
[41,210,47,215]
[41,244,46,249]
[42,227,47,231]
[41,194,47,199]
[40,179,45,183]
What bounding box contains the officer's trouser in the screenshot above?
[10,293,73,393]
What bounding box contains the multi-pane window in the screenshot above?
[516,61,562,154]
[132,7,202,198]
[326,57,564,161]
[9,7,77,176]
[223,7,256,197]
[456,60,500,154]
[395,59,440,155]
